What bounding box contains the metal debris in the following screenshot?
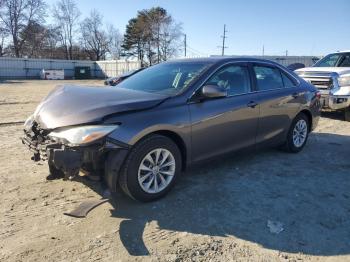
[64,199,109,218]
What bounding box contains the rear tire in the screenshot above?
[283,113,309,153]
[118,135,182,202]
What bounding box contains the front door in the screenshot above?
[189,63,259,162]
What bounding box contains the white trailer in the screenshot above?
[40,69,65,80]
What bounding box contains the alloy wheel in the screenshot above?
[292,119,308,148]
[138,148,176,194]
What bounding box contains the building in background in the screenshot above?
[211,55,320,68]
[0,58,141,79]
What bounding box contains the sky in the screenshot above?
[47,0,350,57]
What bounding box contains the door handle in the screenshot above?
[292,92,299,98]
[247,101,258,108]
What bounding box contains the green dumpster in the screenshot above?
[74,67,91,79]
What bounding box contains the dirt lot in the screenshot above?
[0,80,349,262]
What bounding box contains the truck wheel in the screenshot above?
[345,107,350,122]
[283,113,309,153]
[118,135,182,202]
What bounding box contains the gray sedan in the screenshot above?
[22,57,321,202]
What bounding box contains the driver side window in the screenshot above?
[206,65,251,96]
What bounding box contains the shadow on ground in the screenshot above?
[321,110,345,121]
[0,80,27,85]
[77,132,350,257]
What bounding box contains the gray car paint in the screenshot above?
[34,57,320,167]
[33,85,168,129]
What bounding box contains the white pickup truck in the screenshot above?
[295,50,350,121]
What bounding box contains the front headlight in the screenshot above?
[49,125,119,145]
[338,75,350,87]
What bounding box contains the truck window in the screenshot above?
[314,54,341,67]
[338,54,350,67]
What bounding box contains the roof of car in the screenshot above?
[167,56,281,65]
[325,50,350,55]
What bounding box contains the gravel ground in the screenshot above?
[0,80,349,262]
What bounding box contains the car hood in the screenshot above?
[34,85,168,129]
[296,67,350,75]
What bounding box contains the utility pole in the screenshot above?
[285,50,288,56]
[262,45,265,56]
[184,34,187,57]
[221,24,228,56]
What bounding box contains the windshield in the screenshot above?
[313,53,350,67]
[117,62,211,95]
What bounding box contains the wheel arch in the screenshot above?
[299,109,313,133]
[142,130,188,171]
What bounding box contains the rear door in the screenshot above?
[189,63,259,162]
[252,63,302,145]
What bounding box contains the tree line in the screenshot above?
[0,0,183,65]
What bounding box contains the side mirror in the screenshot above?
[201,85,227,99]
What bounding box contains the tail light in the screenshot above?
[315,91,321,100]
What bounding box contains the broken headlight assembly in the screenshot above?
[48,125,119,145]
[24,114,34,131]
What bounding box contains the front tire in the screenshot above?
[284,113,309,153]
[118,135,182,202]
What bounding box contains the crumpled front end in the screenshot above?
[21,119,128,180]
[21,120,83,178]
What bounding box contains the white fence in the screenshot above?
[0,57,141,79]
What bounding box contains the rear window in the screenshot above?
[281,71,297,88]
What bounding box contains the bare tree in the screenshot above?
[53,0,80,60]
[0,0,46,57]
[80,10,110,61]
[20,21,46,57]
[45,26,61,58]
[159,20,183,61]
[0,20,8,56]
[107,24,123,60]
[19,21,62,58]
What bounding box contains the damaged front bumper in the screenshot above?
[21,125,129,180]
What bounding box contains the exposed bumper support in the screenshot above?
[48,148,82,177]
[22,132,130,181]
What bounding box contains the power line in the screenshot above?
[186,45,208,57]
